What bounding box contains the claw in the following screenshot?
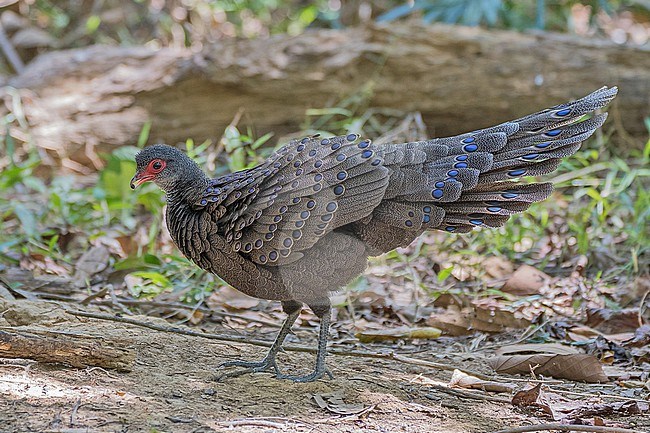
[275,367,333,383]
[214,357,280,381]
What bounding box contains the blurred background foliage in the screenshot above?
[0,0,648,305]
[0,0,648,73]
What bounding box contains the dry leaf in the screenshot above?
[427,309,474,336]
[496,343,580,356]
[502,265,550,296]
[512,383,542,407]
[312,390,367,416]
[483,256,514,279]
[207,286,260,310]
[355,326,441,343]
[489,352,607,383]
[448,369,516,393]
[623,324,650,347]
[586,307,641,333]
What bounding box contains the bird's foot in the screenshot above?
[214,357,280,381]
[275,367,333,383]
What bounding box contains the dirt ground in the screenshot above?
[0,300,648,433]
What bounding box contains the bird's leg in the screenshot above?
[215,300,301,381]
[276,302,334,383]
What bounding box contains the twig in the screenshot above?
[548,387,650,404]
[490,424,643,433]
[65,309,498,380]
[0,22,24,74]
[69,398,81,427]
[217,419,297,428]
[426,384,511,403]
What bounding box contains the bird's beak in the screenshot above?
[130,171,154,189]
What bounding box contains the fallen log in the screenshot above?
[3,22,649,168]
[0,328,135,372]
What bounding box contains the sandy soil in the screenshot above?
[0,300,647,433]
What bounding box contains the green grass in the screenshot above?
[0,100,648,301]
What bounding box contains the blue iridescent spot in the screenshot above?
[408,211,414,217]
[297,144,305,151]
[432,189,444,199]
[556,108,571,116]
[487,206,502,213]
[463,144,478,152]
[265,233,273,240]
[405,220,413,227]
[334,185,344,195]
[314,173,323,181]
[362,150,373,158]
[423,206,431,213]
[283,238,292,247]
[358,140,370,149]
[445,226,457,232]
[371,159,382,166]
[213,187,221,194]
[295,220,304,228]
[454,162,468,169]
[309,149,317,157]
[259,255,267,263]
[206,187,212,193]
[307,200,315,209]
[435,181,445,188]
[502,192,518,199]
[280,205,288,213]
[336,154,346,161]
[456,155,468,161]
[295,169,303,176]
[423,215,430,223]
[522,153,539,160]
[269,251,278,260]
[269,224,277,231]
[508,169,527,177]
[470,219,483,225]
[315,161,323,168]
[249,187,255,193]
[292,230,301,239]
[462,137,475,144]
[321,214,333,222]
[337,171,347,180]
[346,134,357,141]
[448,170,459,177]
[294,161,301,167]
[200,199,207,205]
[326,202,337,212]
[331,143,341,150]
[321,138,330,145]
[313,184,322,192]
[255,239,263,247]
[545,129,561,137]
[301,137,309,144]
[211,196,218,201]
[535,142,551,149]
[300,211,310,219]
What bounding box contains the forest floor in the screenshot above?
[0,279,648,433]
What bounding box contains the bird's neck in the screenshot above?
[165,164,209,206]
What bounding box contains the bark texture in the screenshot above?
[0,328,135,371]
[3,23,649,167]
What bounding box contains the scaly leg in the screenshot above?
[276,303,333,383]
[215,300,301,381]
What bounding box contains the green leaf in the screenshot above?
[13,204,37,239]
[437,266,454,282]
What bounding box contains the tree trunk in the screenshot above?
[3,23,649,168]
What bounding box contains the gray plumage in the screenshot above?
[132,86,618,382]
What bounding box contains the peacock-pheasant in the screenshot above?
[131,86,618,382]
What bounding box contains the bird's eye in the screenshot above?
[152,161,163,170]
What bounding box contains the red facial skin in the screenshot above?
[130,159,166,189]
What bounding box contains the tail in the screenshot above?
[357,86,617,252]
